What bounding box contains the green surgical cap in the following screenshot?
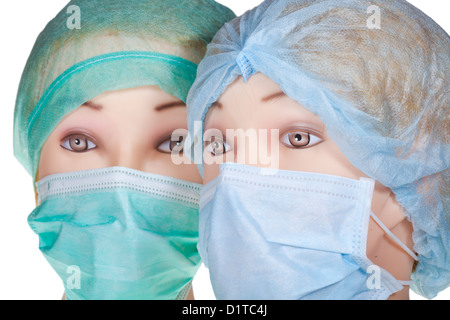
[13,0,235,178]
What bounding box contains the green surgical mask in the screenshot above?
[15,0,235,300]
[28,167,202,300]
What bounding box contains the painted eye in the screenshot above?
[61,134,97,152]
[205,136,231,156]
[281,130,323,149]
[158,135,185,154]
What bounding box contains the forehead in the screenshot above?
[216,73,282,104]
[206,73,324,130]
[55,85,186,130]
[89,85,176,105]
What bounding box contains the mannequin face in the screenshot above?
[204,73,370,184]
[38,85,202,184]
[204,73,415,298]
[203,73,401,216]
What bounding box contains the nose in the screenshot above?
[109,142,148,172]
[234,132,258,165]
[232,128,279,168]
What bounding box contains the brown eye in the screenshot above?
[281,129,323,149]
[211,136,224,155]
[157,134,186,154]
[205,136,230,156]
[61,134,97,152]
[288,132,310,147]
[170,135,184,152]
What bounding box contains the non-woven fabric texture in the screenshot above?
[14,0,236,178]
[187,0,449,299]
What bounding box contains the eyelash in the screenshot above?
[157,134,186,154]
[60,133,97,153]
[205,137,232,156]
[60,131,187,155]
[204,127,323,156]
[280,128,323,149]
[60,128,321,156]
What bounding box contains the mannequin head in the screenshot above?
[187,0,449,299]
[13,0,236,300]
[203,72,415,299]
[38,85,201,184]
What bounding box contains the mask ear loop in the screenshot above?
[369,212,418,287]
[370,211,418,261]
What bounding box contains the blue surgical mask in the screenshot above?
[28,167,202,300]
[199,163,418,300]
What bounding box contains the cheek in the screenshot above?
[203,164,220,185]
[278,141,366,180]
[38,136,107,180]
[278,146,322,172]
[37,138,57,180]
[142,153,203,184]
[172,163,203,184]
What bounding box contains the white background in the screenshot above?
[0,0,448,300]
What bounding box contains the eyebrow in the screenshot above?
[210,91,287,111]
[82,101,103,110]
[261,91,287,103]
[211,101,223,109]
[155,101,186,111]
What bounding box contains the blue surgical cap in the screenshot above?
[186,0,449,299]
[14,0,235,179]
